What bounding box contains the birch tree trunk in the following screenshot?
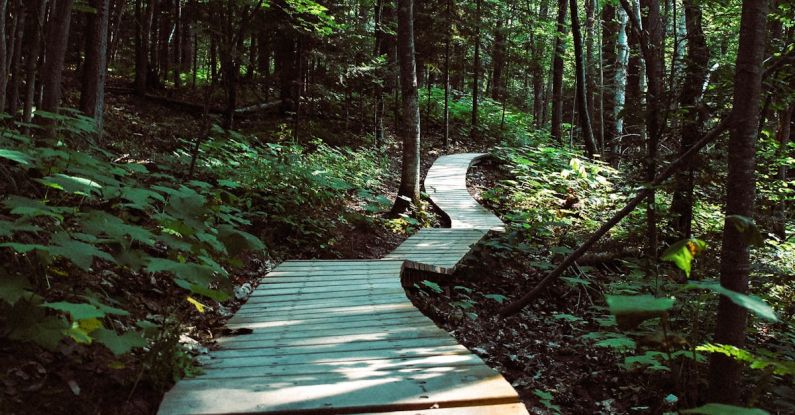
[613,5,629,159]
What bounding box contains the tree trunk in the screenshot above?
[41,0,75,118]
[173,0,182,88]
[707,0,767,403]
[601,4,617,160]
[773,105,792,239]
[391,0,421,215]
[550,0,567,143]
[22,0,48,124]
[669,0,709,239]
[613,5,628,161]
[584,0,598,146]
[7,2,25,117]
[532,0,550,129]
[80,0,110,136]
[570,0,598,157]
[471,0,482,138]
[0,0,9,113]
[491,16,506,101]
[443,0,451,148]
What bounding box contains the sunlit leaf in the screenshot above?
[681,403,769,415]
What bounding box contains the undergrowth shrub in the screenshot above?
[181,129,390,254]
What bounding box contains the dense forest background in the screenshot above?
[0,0,793,413]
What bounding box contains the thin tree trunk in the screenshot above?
[550,0,567,143]
[7,2,25,117]
[391,0,421,215]
[79,0,109,136]
[669,0,709,239]
[613,5,628,160]
[0,0,9,113]
[570,0,598,157]
[173,0,182,88]
[443,0,451,148]
[22,0,48,124]
[491,15,506,100]
[601,4,617,159]
[707,0,767,403]
[41,0,75,118]
[532,0,550,129]
[773,105,792,239]
[471,0,482,138]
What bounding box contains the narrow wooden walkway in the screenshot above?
[158,153,528,415]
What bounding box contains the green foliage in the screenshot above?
[661,238,707,278]
[533,389,561,414]
[681,404,770,415]
[0,117,265,356]
[686,281,778,322]
[695,343,795,376]
[186,133,388,254]
[605,295,675,330]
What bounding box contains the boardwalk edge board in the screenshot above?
[158,153,529,415]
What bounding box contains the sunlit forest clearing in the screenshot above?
[0,0,793,413]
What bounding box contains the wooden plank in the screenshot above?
[206,342,469,368]
[216,322,444,345]
[226,314,430,332]
[227,309,424,327]
[250,282,402,297]
[208,337,463,360]
[158,365,519,415]
[215,326,451,349]
[197,354,487,379]
[245,288,408,304]
[234,299,416,318]
[357,403,530,415]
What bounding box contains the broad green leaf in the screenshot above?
[92,328,147,355]
[37,174,103,196]
[725,215,764,246]
[420,280,443,294]
[49,232,116,270]
[146,258,213,282]
[661,238,706,278]
[0,274,32,305]
[3,196,67,220]
[8,303,68,350]
[218,225,265,255]
[0,149,33,166]
[687,281,778,322]
[606,295,674,330]
[0,220,42,237]
[595,337,637,351]
[483,293,508,303]
[81,211,155,246]
[42,302,106,320]
[695,343,794,375]
[680,404,769,415]
[552,313,582,322]
[120,187,165,211]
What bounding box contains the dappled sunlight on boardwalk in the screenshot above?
[157,154,528,415]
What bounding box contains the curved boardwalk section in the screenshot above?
[158,154,526,415]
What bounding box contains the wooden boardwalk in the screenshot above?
[158,153,527,415]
